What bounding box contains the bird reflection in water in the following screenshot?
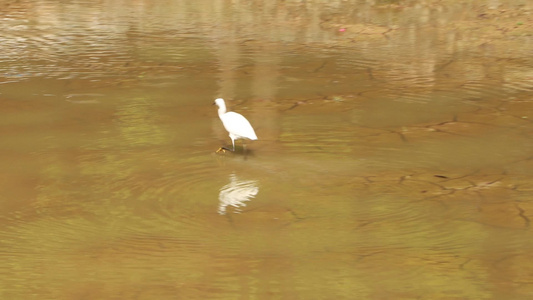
[218,173,259,215]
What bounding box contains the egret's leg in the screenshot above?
[215,137,235,153]
[216,138,231,153]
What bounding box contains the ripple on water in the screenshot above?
[460,80,508,99]
[1,151,234,267]
[503,77,533,93]
[341,182,478,254]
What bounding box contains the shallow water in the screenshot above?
[1,0,533,299]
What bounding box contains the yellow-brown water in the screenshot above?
[1,1,532,299]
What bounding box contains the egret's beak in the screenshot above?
[212,102,216,106]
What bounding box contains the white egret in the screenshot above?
[214,98,258,152]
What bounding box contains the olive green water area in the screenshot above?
[1,0,533,299]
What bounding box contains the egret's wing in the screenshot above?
[221,112,258,140]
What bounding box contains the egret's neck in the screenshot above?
[217,104,227,117]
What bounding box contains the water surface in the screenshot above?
[1,0,532,299]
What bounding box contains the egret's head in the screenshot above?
[214,98,225,107]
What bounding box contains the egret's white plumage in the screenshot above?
[214,98,257,152]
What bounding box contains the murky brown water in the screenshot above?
[1,0,532,299]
